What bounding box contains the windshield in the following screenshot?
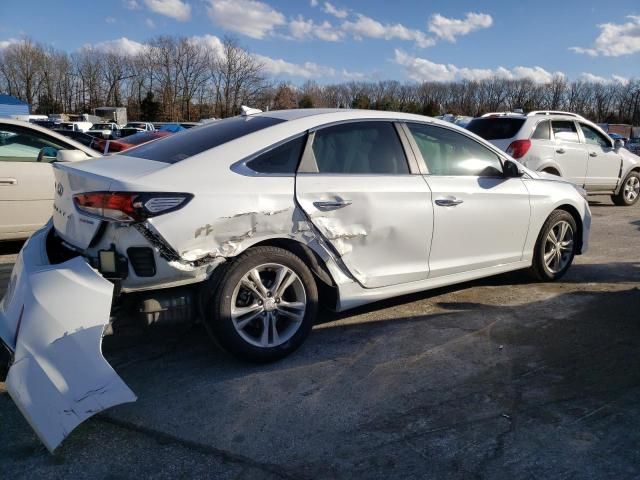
[467,118,526,140]
[125,115,285,164]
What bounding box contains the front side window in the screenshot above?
[552,121,580,143]
[532,121,551,140]
[311,121,409,174]
[580,123,611,148]
[0,125,69,163]
[247,136,305,174]
[407,123,503,177]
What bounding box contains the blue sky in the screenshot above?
[1,0,639,84]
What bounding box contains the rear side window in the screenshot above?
[552,121,580,143]
[246,136,305,174]
[466,118,525,140]
[532,121,550,140]
[312,122,409,174]
[408,123,503,177]
[126,116,285,164]
[580,124,611,148]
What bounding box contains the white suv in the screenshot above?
[467,111,640,206]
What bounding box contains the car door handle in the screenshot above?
[313,200,352,211]
[556,148,566,154]
[589,152,598,157]
[0,177,17,185]
[435,197,464,207]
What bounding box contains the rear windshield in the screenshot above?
[466,118,526,140]
[126,116,285,164]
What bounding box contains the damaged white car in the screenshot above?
[0,108,591,451]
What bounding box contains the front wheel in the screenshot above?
[204,246,318,362]
[529,210,578,281]
[611,171,640,206]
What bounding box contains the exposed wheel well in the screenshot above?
[542,167,561,176]
[555,204,584,254]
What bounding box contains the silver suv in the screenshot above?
[467,111,640,206]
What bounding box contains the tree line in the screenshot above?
[1,36,639,125]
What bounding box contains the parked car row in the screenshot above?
[0,118,188,240]
[0,106,638,453]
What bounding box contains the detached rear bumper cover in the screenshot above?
[0,223,136,452]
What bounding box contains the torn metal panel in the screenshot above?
[0,225,136,452]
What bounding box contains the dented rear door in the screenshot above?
[295,120,433,289]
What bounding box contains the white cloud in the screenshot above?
[310,0,318,6]
[612,74,630,85]
[289,16,343,42]
[340,69,365,80]
[207,0,285,39]
[89,37,147,56]
[580,72,630,85]
[144,0,191,21]
[106,16,117,24]
[145,18,156,28]
[254,53,336,78]
[123,0,140,9]
[188,34,224,57]
[341,14,434,48]
[0,38,20,50]
[323,2,347,19]
[428,12,493,42]
[394,49,563,84]
[571,15,640,57]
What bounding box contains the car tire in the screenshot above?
[528,210,578,281]
[611,171,640,206]
[203,246,318,362]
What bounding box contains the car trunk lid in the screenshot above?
[52,156,170,249]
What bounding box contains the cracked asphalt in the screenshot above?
[1,196,639,479]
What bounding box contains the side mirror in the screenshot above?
[503,159,523,178]
[56,149,89,163]
[37,146,58,163]
[614,139,624,150]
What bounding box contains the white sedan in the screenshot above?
[0,119,99,240]
[0,108,591,451]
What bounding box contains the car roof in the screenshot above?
[0,118,99,157]
[254,108,455,129]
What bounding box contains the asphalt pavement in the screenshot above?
[1,196,639,479]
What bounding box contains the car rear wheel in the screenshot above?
[611,171,640,206]
[529,210,577,281]
[204,246,318,362]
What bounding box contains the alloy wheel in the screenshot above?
[623,176,640,203]
[230,263,307,348]
[543,220,574,274]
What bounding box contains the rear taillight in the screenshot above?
[506,139,531,159]
[73,192,192,222]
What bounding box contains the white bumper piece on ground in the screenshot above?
[0,223,136,452]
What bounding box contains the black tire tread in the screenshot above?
[528,209,577,282]
[204,246,318,362]
[611,171,640,206]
